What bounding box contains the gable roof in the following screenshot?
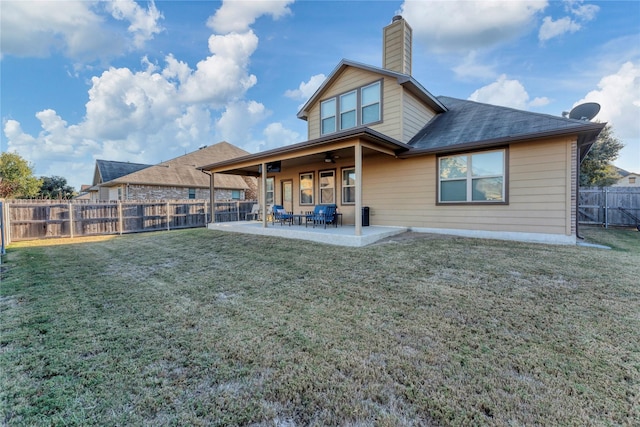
[102,142,251,189]
[404,96,605,156]
[297,59,447,120]
[94,160,152,185]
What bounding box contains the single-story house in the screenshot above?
[199,16,605,245]
[87,142,256,201]
[612,172,640,187]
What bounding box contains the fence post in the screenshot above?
[237,200,240,221]
[69,202,74,238]
[604,187,609,228]
[118,201,123,235]
[167,202,171,231]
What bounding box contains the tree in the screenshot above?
[39,176,76,199]
[0,152,43,198]
[580,124,625,187]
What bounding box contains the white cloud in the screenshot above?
[539,16,581,41]
[452,52,496,80]
[0,0,163,60]
[529,97,551,107]
[285,74,326,101]
[262,122,301,150]
[105,0,164,49]
[399,0,548,53]
[468,75,530,110]
[215,101,271,146]
[538,0,599,42]
[565,0,599,21]
[468,75,551,110]
[178,31,259,105]
[576,61,640,141]
[2,1,306,189]
[207,0,294,33]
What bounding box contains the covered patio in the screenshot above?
[207,221,408,247]
[199,127,413,239]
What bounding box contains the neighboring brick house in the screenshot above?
[88,142,255,201]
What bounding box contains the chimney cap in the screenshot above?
[392,15,403,23]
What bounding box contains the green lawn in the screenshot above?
[1,227,638,426]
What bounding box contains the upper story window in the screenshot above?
[340,91,357,130]
[321,99,336,134]
[188,188,196,199]
[438,149,506,204]
[361,81,381,124]
[320,80,382,135]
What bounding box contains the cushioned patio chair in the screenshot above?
[306,204,337,229]
[246,204,260,221]
[271,204,293,226]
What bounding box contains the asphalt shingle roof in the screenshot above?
[95,160,152,183]
[408,96,602,151]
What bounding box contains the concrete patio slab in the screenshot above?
[207,221,408,247]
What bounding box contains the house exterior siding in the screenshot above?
[402,90,436,143]
[359,137,577,239]
[250,136,578,241]
[307,69,404,141]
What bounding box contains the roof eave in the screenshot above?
[297,59,447,120]
[198,126,411,171]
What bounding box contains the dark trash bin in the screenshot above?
[362,206,370,226]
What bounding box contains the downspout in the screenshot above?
[576,143,590,240]
[200,170,214,224]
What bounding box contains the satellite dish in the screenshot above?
[568,102,600,121]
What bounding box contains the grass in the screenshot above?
[1,226,638,426]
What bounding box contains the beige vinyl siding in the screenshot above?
[307,68,403,141]
[402,91,436,142]
[360,138,577,236]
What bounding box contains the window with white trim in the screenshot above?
[320,80,382,135]
[266,177,275,205]
[319,170,335,204]
[342,167,356,204]
[361,81,381,124]
[438,149,506,203]
[321,99,336,134]
[300,172,314,205]
[339,91,357,130]
[188,188,196,199]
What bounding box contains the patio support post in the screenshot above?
[261,162,268,228]
[355,142,363,236]
[210,172,215,224]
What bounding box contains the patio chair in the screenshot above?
[246,204,260,221]
[271,204,293,226]
[306,204,337,229]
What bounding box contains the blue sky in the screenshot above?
[1,0,639,191]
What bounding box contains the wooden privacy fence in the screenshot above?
[1,199,256,244]
[579,187,640,228]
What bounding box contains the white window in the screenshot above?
[321,99,336,135]
[299,172,314,205]
[361,81,381,124]
[342,168,356,204]
[266,177,275,206]
[188,188,196,199]
[319,170,335,204]
[439,149,506,203]
[340,91,357,130]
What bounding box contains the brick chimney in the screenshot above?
[383,15,412,75]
